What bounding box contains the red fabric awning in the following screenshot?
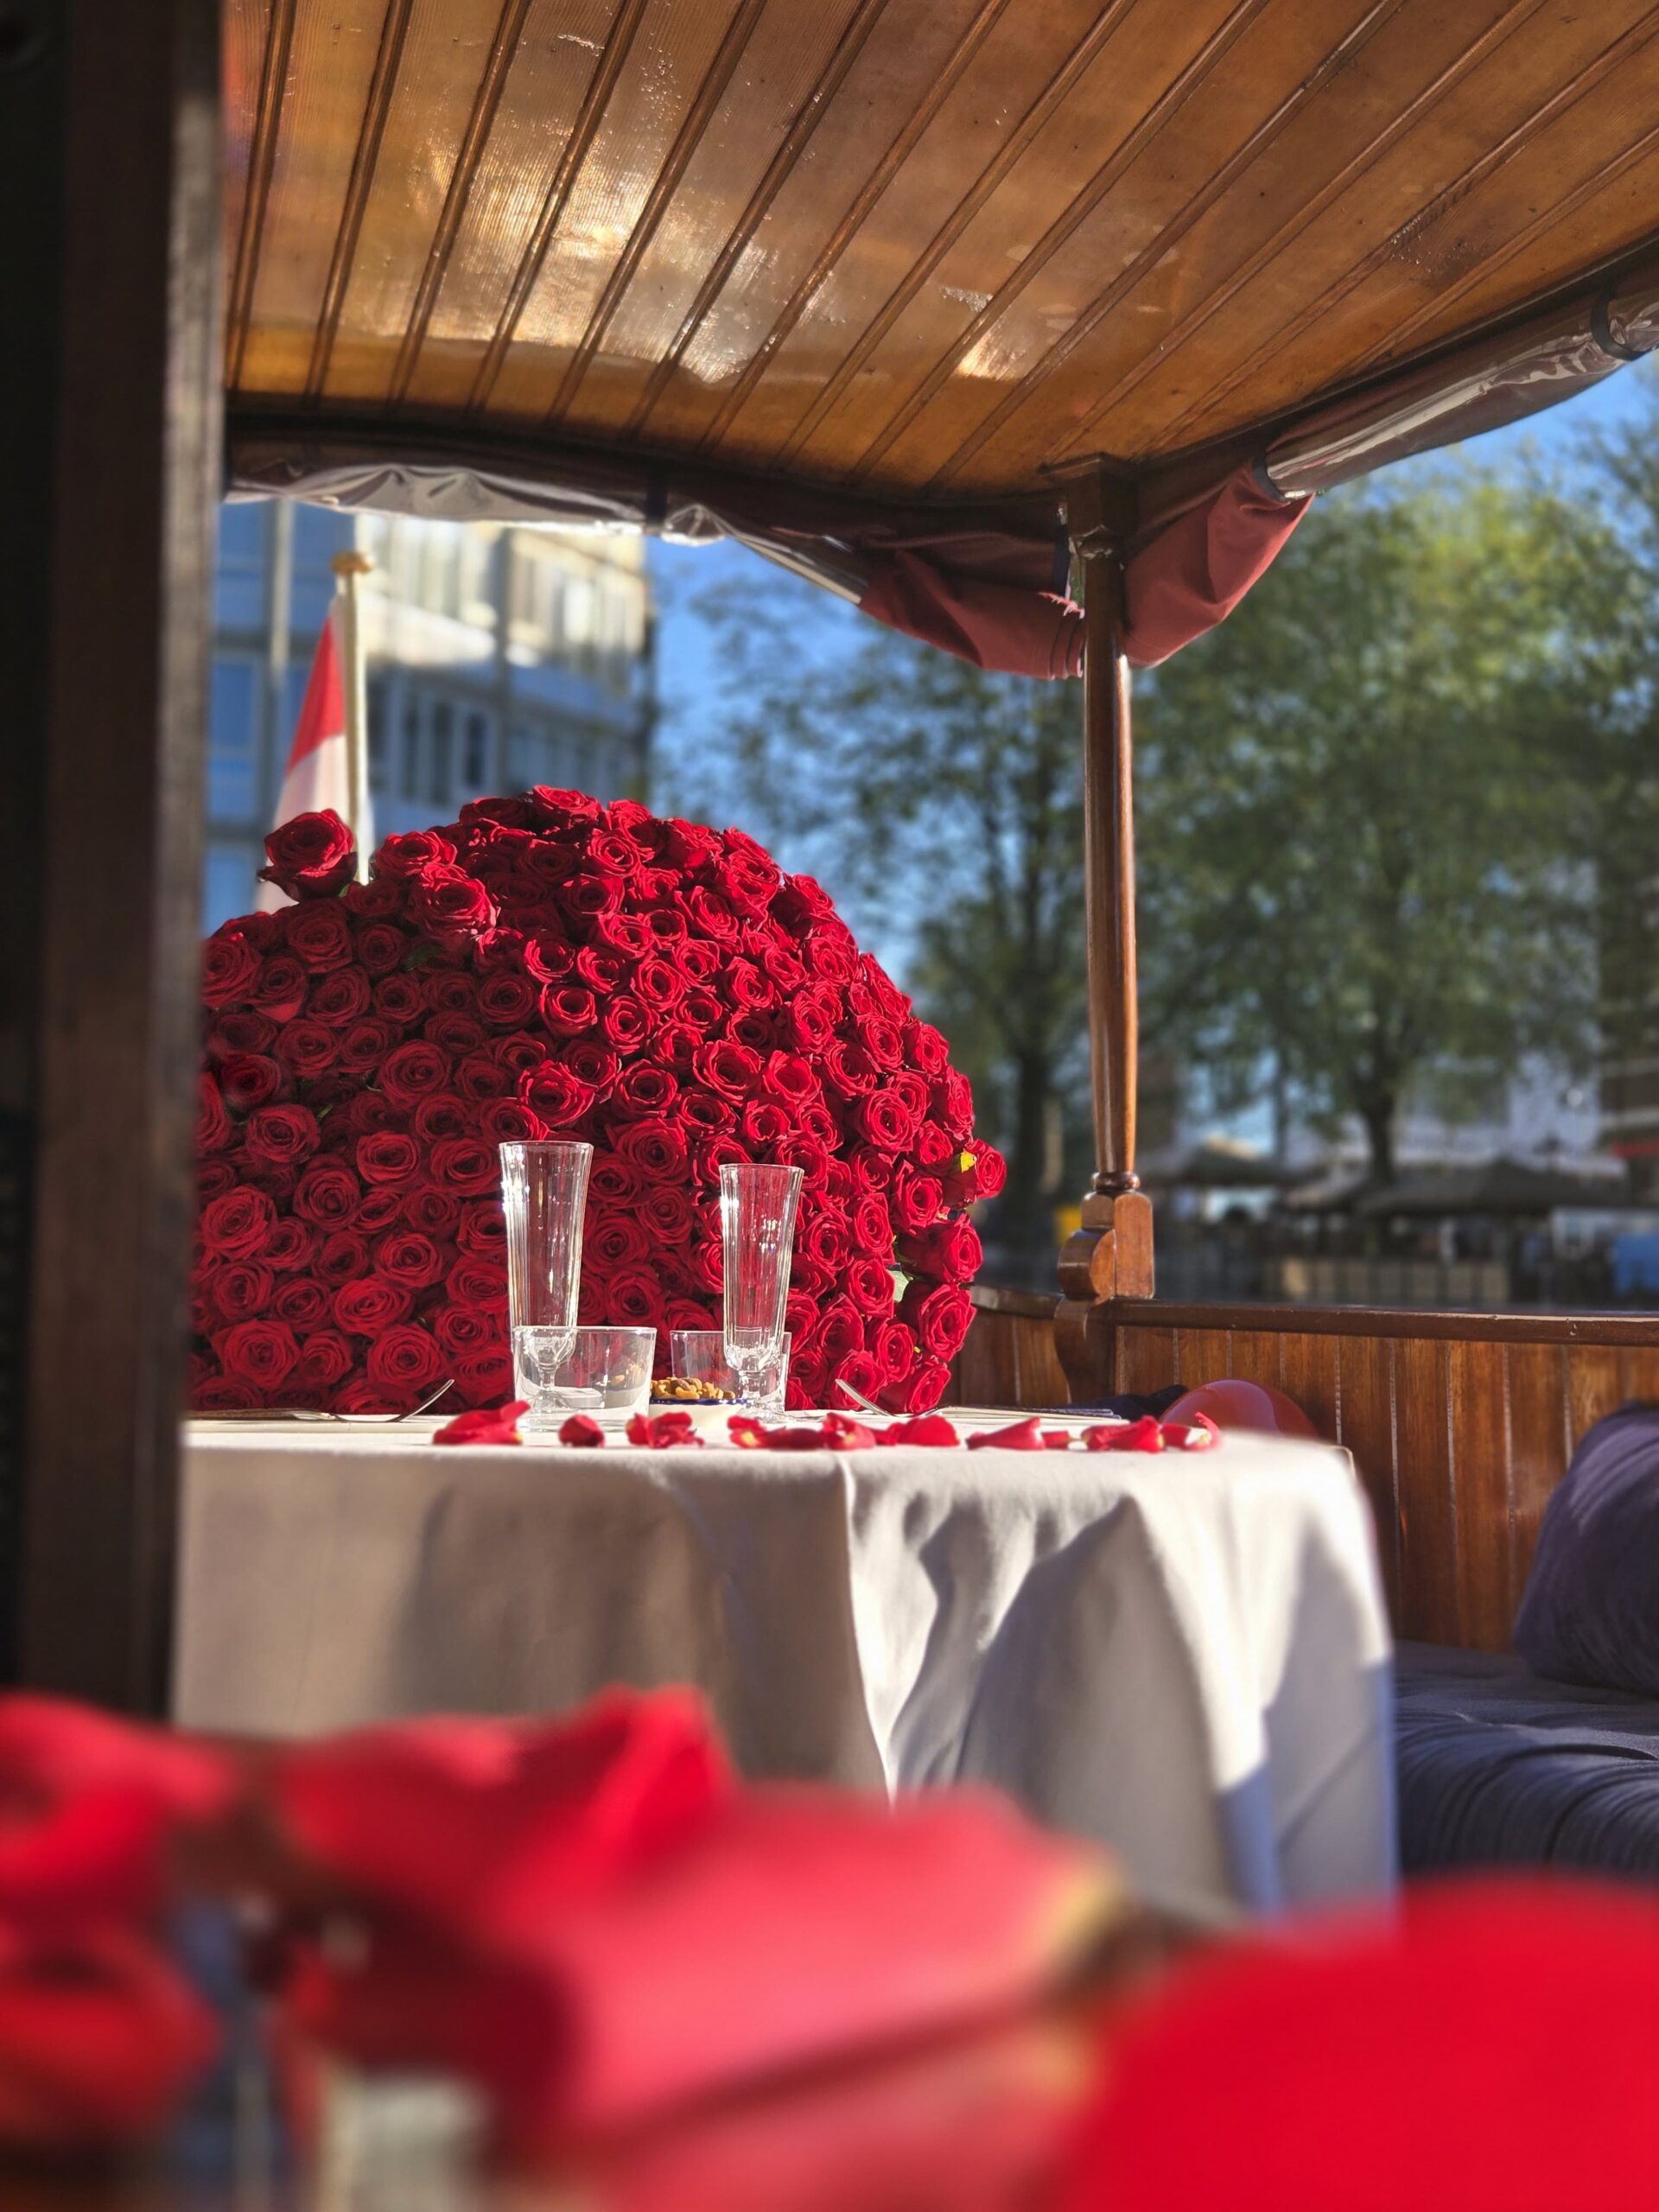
[856,466,1309,678]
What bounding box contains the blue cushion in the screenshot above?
[1396,1642,1659,1878]
[1514,1401,1659,1699]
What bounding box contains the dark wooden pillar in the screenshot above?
[1,0,221,1708]
[1057,466,1154,1403]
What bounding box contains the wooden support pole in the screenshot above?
[4,0,222,1708]
[1057,466,1154,1402]
[330,549,375,876]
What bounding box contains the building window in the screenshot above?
[204,842,258,933]
[214,504,266,630]
[429,701,454,806]
[401,698,422,800]
[463,709,491,791]
[207,657,260,822]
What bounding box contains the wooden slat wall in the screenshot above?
[958,1294,1659,1653]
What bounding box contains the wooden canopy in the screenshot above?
[226,0,1659,513]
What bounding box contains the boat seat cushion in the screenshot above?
[1396,1641,1659,1878]
[1513,1401,1659,1698]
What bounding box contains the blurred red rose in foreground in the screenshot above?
[1065,1878,1659,2212]
[272,1688,1119,2160]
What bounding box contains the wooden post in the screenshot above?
[1056,465,1154,1403]
[3,0,222,1709]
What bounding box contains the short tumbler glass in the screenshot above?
[669,1330,793,1419]
[519,1325,656,1427]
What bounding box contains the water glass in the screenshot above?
[500,1141,591,1422]
[669,1330,792,1418]
[719,1162,803,1406]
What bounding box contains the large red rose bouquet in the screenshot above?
[193,798,1003,1418]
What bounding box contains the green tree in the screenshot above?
[668,574,1085,1272]
[1136,467,1612,1181]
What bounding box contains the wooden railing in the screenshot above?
[954,1287,1659,1653]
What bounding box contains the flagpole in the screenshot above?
[329,549,373,881]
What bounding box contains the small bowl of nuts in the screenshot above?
[650,1376,735,1406]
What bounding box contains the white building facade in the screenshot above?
[203,504,653,931]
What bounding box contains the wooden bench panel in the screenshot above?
[956,1292,1659,1652]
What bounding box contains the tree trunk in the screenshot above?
[1359,1097,1396,1186]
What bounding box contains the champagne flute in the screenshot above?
[500,1141,592,1425]
[719,1162,803,1408]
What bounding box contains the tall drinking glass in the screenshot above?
[719,1162,804,1407]
[500,1141,592,1425]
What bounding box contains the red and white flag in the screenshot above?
[256,608,371,911]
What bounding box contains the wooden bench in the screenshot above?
[956,1287,1659,1653]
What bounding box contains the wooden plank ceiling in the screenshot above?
[225,0,1659,505]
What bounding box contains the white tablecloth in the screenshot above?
[175,1422,1395,1916]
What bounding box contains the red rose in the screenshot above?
[560,870,622,920]
[200,1188,276,1261]
[679,1090,735,1138]
[854,1088,922,1153]
[454,1346,514,1405]
[588,1211,652,1271]
[334,1274,416,1335]
[374,829,457,880]
[201,931,258,1006]
[575,945,626,993]
[315,1230,372,1287]
[604,1266,667,1328]
[846,1256,897,1313]
[589,1154,643,1205]
[822,1039,880,1098]
[405,1185,463,1238]
[518,1064,595,1130]
[633,957,688,1013]
[771,873,836,931]
[353,920,407,976]
[448,1254,508,1308]
[905,1020,950,1075]
[375,1231,448,1291]
[475,1097,548,1144]
[409,864,495,947]
[528,785,601,827]
[380,1040,450,1109]
[356,1132,421,1187]
[196,1376,259,1411]
[293,1160,361,1225]
[263,1217,316,1272]
[881,1355,950,1414]
[217,1052,284,1114]
[273,1019,340,1080]
[434,1303,494,1359]
[218,1318,300,1391]
[354,1187,404,1235]
[307,967,373,1028]
[426,1011,486,1058]
[477,974,537,1027]
[534,982,592,1038]
[244,1103,321,1171]
[601,995,651,1052]
[414,1093,473,1144]
[293,1329,355,1390]
[968,1141,1007,1199]
[930,1070,973,1137]
[782,988,839,1055]
[429,1136,499,1196]
[899,1218,982,1282]
[640,1185,694,1244]
[344,874,405,918]
[457,1050,512,1102]
[337,1018,397,1076]
[694,1040,762,1102]
[560,1039,620,1097]
[207,1008,278,1055]
[455,1199,506,1252]
[373,973,426,1027]
[899,1281,974,1363]
[196,1073,232,1155]
[808,1300,864,1371]
[366,1323,443,1395]
[801,1214,849,1270]
[272,1276,330,1328]
[284,901,354,971]
[260,809,356,900]
[210,1262,273,1322]
[616,1117,690,1181]
[890,1169,944,1233]
[829,1350,883,1407]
